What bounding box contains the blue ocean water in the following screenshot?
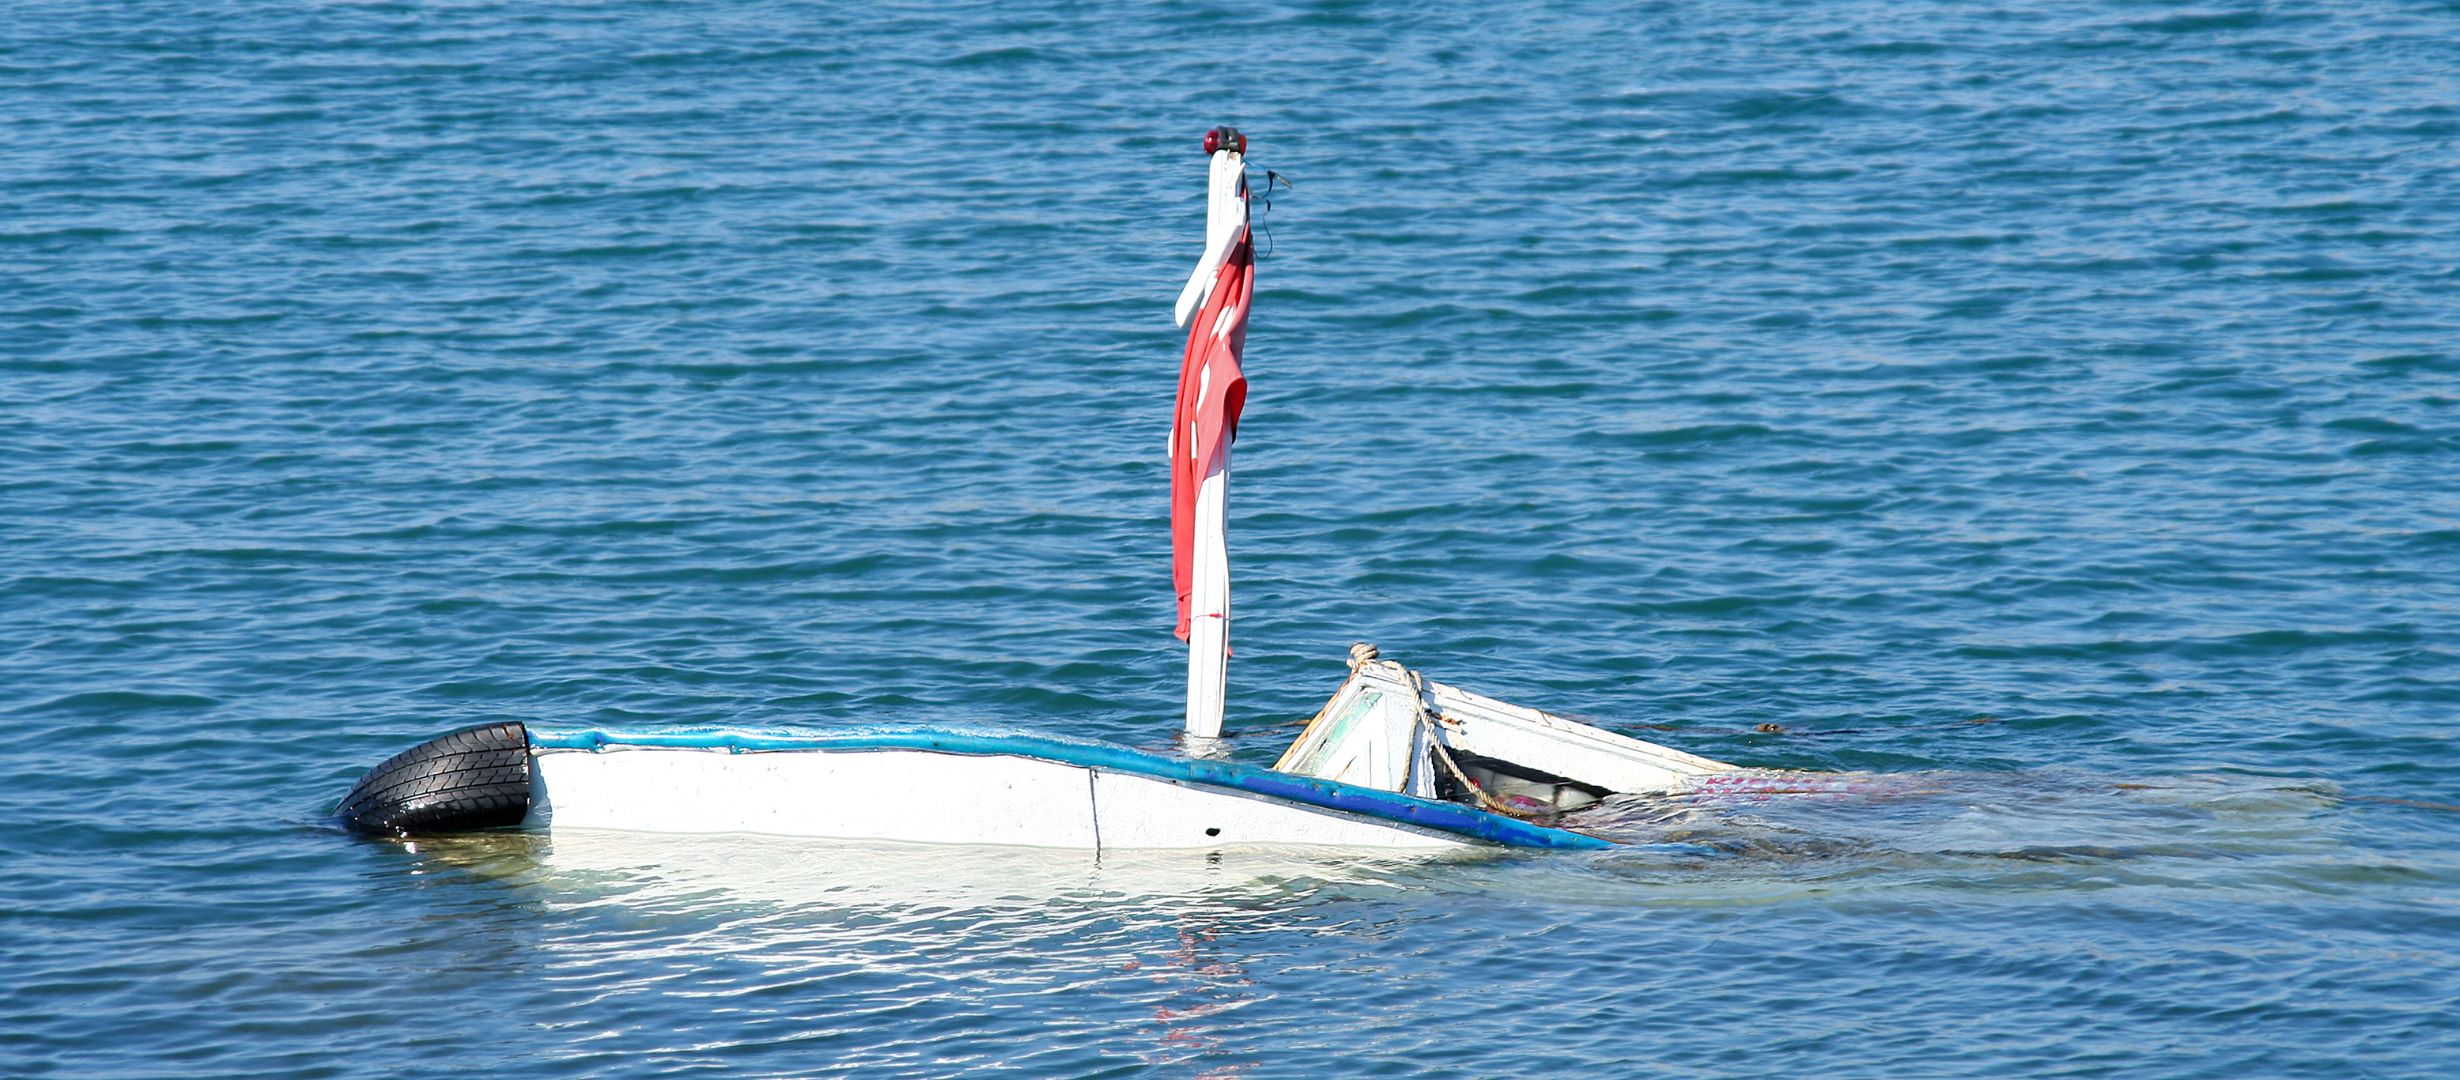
[5,0,2457,1074]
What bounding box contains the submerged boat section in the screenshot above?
[1276,647,1742,816]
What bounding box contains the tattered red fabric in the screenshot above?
[1169,207,1254,641]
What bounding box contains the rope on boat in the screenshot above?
[1391,658,1551,822]
[1348,642,1546,820]
[1427,732,1536,819]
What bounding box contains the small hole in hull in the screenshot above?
[1204,827,1221,837]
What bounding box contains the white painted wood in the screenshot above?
[1272,681,1437,797]
[1090,770,1463,850]
[531,746,1100,847]
[1419,672,1739,793]
[1279,662,1739,797]
[1183,453,1229,741]
[1174,149,1247,328]
[528,745,1475,851]
[1178,146,1246,744]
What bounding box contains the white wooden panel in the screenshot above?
[1421,673,1738,793]
[1292,662,1739,796]
[529,746,1475,851]
[1089,770,1467,851]
[531,747,1100,847]
[1272,684,1435,797]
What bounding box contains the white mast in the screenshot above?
[1175,140,1248,746]
[1184,452,1230,743]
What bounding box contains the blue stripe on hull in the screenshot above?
[527,724,1610,851]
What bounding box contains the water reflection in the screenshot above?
[409,830,1482,909]
[393,833,1485,1074]
[353,771,2389,1071]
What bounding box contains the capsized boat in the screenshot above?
[333,128,1768,853]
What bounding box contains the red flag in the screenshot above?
[1170,215,1253,641]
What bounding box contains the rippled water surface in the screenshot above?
[6,1,2458,1075]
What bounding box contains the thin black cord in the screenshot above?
[1250,168,1291,259]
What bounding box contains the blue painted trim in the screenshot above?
[527,724,1610,851]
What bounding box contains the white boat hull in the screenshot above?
[335,722,1611,852]
[530,744,1473,851]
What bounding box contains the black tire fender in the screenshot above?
[336,721,532,836]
